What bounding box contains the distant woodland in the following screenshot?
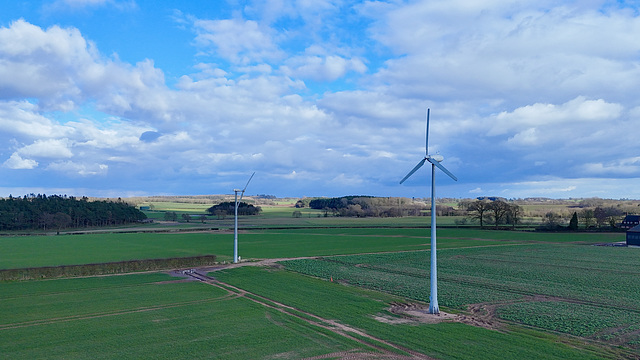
[303,196,429,217]
[3,193,638,232]
[296,195,640,230]
[0,194,147,231]
[206,201,262,218]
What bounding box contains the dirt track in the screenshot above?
[178,257,515,359]
[183,267,436,359]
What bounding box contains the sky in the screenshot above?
[1,0,640,199]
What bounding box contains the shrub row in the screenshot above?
[0,255,217,281]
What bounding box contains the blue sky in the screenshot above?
[1,0,640,199]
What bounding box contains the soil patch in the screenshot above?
[383,302,457,325]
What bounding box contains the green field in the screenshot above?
[279,244,640,350]
[0,273,371,359]
[0,228,623,269]
[214,266,615,360]
[0,219,636,359]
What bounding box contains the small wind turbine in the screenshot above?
[233,172,255,264]
[400,108,457,314]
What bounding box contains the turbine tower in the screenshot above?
[233,172,255,264]
[400,109,457,314]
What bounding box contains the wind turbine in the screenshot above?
[233,172,255,264]
[400,109,457,314]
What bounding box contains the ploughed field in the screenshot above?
[1,227,637,359]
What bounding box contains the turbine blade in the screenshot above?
[428,158,458,181]
[242,172,255,192]
[399,158,427,184]
[239,172,255,201]
[425,108,430,156]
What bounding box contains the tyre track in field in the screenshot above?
[0,294,235,331]
[185,271,434,360]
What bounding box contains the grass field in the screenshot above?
[0,273,371,359]
[0,214,635,359]
[0,228,623,269]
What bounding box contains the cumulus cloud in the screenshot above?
[0,19,172,122]
[365,1,640,105]
[0,101,70,138]
[488,97,623,136]
[3,153,38,169]
[0,20,97,109]
[17,139,73,159]
[193,18,282,65]
[282,54,367,81]
[1,2,640,198]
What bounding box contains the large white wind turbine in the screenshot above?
[400,109,457,314]
[233,172,255,264]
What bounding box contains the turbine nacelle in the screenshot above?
[428,154,444,163]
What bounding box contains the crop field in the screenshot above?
[0,217,636,359]
[0,273,372,359]
[278,243,640,354]
[213,266,616,360]
[0,227,621,269]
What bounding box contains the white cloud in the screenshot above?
[283,54,367,81]
[47,161,108,176]
[489,97,622,136]
[507,128,538,146]
[3,153,38,169]
[581,157,640,176]
[1,4,640,199]
[193,18,282,65]
[365,2,640,105]
[0,101,71,138]
[0,19,114,111]
[17,139,73,159]
[330,173,364,187]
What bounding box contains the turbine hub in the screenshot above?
[430,154,444,162]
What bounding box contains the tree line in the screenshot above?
[206,202,262,219]
[461,197,628,230]
[305,196,427,217]
[460,198,524,229]
[0,194,147,231]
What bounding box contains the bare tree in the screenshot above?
[580,208,594,228]
[488,200,511,229]
[542,211,562,229]
[506,204,523,228]
[466,199,490,228]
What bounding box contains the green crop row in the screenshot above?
[496,301,640,339]
[279,243,640,352]
[213,266,609,360]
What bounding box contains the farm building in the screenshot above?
[627,224,640,246]
[620,215,640,229]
